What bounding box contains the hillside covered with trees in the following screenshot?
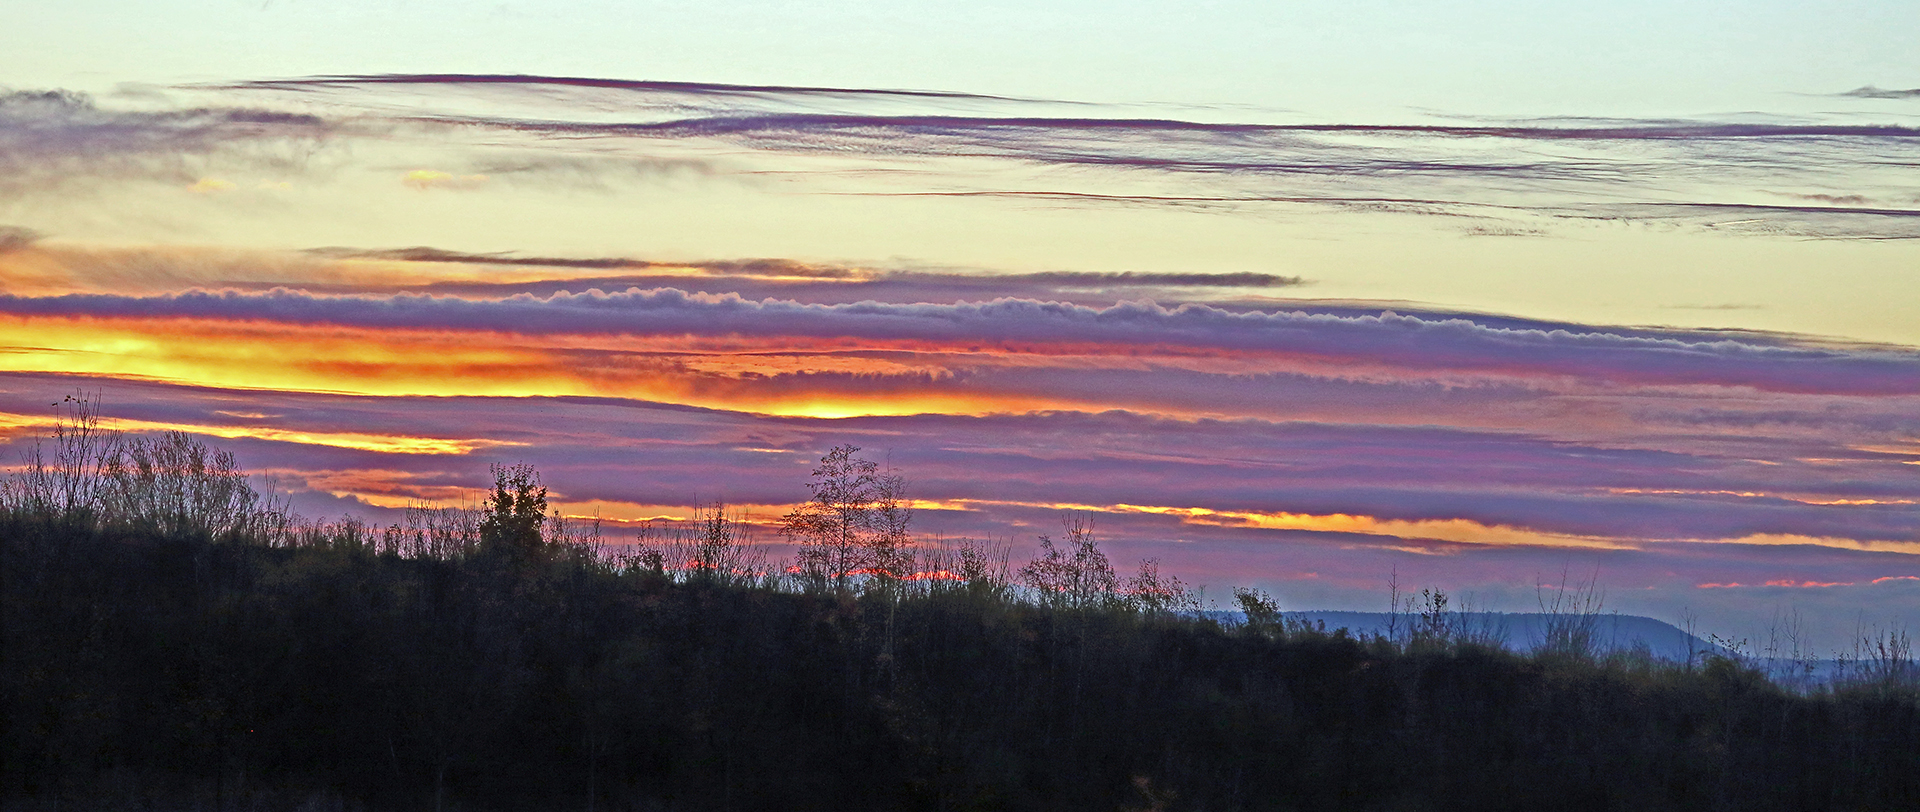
[3,399,1917,811]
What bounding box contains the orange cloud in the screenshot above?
[1102,502,1629,550]
[843,496,1920,555]
[899,496,1629,550]
[0,308,1578,428]
[1708,533,1920,555]
[0,411,517,456]
[1608,488,1918,507]
[0,314,1086,418]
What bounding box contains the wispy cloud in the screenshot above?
[9,75,1915,238]
[1839,86,1920,100]
[299,246,1307,301]
[0,226,40,252]
[0,88,334,194]
[221,73,1033,103]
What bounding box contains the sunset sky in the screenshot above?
[3,0,1916,651]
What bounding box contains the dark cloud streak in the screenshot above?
[1839,86,1920,100]
[223,74,1036,103]
[301,247,1306,300]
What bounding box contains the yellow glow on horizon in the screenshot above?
[131,421,518,455]
[1607,487,1919,507]
[1100,502,1628,550]
[0,411,517,456]
[1852,441,1920,458]
[1705,533,1920,555]
[917,496,1628,550]
[903,498,982,512]
[908,497,1918,554]
[547,500,801,526]
[0,314,1092,419]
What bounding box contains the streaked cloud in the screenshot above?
[4,287,1912,396]
[1839,86,1920,100]
[6,76,1915,240]
[0,88,334,195]
[0,410,513,455]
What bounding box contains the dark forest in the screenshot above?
[3,405,1916,812]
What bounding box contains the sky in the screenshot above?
[2,0,1917,652]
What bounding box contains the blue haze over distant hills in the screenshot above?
[1212,611,1729,662]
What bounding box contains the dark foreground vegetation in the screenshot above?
[4,400,1917,811]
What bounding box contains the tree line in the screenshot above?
[2,395,1916,811]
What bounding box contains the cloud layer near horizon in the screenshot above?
[2,247,1913,548]
[4,285,1916,396]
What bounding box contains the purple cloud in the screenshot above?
[4,288,1914,395]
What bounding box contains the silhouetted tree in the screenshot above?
[1019,513,1118,610]
[99,431,259,539]
[479,463,547,557]
[2,392,112,520]
[781,445,910,584]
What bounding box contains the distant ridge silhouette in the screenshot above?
[1209,611,1728,661]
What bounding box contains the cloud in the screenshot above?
[1697,577,1906,589]
[0,88,333,195]
[3,370,1910,542]
[224,73,1030,103]
[544,113,1918,146]
[468,155,714,190]
[325,246,1308,287]
[295,246,1306,302]
[11,76,1918,239]
[0,226,40,253]
[182,75,1920,240]
[401,169,487,190]
[1628,202,1920,240]
[1771,192,1874,206]
[1839,86,1920,100]
[4,287,1912,396]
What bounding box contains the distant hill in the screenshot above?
[1206,611,1728,661]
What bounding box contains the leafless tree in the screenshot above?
[781,445,911,586]
[1019,513,1119,610]
[4,391,115,518]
